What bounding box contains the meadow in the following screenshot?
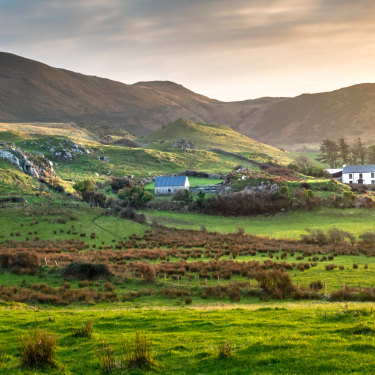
[143,207,375,239]
[1,303,375,374]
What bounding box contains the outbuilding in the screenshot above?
[154,176,190,195]
[342,165,375,184]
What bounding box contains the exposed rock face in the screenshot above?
[0,146,56,179]
[172,138,195,150]
[40,138,90,161]
[241,182,279,194]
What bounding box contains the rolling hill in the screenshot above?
[1,52,375,147]
[140,119,292,164]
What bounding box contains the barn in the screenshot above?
[154,176,190,195]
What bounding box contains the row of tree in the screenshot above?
[319,137,375,168]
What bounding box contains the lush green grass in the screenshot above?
[1,303,375,374]
[0,202,146,247]
[142,207,375,239]
[140,119,293,164]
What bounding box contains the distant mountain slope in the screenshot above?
[1,52,375,146]
[140,119,292,164]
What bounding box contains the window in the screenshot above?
[349,181,353,184]
[372,180,375,184]
[372,173,375,178]
[349,173,353,179]
[359,173,363,179]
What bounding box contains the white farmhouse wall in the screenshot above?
[342,172,375,184]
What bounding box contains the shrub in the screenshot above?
[20,329,57,368]
[125,332,155,369]
[218,341,233,359]
[359,232,375,245]
[310,280,323,291]
[97,342,116,373]
[62,262,111,280]
[72,320,93,338]
[353,263,359,269]
[256,269,294,299]
[325,264,337,271]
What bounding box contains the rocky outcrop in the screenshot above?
[0,146,56,179]
[40,138,90,161]
[172,138,195,150]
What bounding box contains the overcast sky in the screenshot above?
[1,0,375,101]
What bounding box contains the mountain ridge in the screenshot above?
[1,52,375,146]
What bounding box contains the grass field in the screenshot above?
[143,207,375,239]
[1,302,375,374]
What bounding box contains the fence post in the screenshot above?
[177,275,180,286]
[205,278,207,287]
[217,276,220,285]
[164,273,166,284]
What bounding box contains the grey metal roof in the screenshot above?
[154,176,188,187]
[342,165,375,174]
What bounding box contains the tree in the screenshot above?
[118,185,153,207]
[318,139,339,168]
[338,138,351,165]
[352,137,366,165]
[367,145,375,164]
[196,191,206,211]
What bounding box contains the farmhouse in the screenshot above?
[342,165,375,184]
[154,176,190,195]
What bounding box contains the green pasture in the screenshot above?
[1,303,375,374]
[0,204,145,247]
[143,207,375,239]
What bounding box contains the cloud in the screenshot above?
[1,0,375,100]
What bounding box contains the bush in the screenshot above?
[20,329,57,368]
[125,332,155,369]
[0,251,39,275]
[62,262,111,280]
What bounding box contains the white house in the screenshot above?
[342,165,375,184]
[154,176,190,195]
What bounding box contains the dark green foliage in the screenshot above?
[118,185,153,207]
[73,179,96,193]
[62,262,111,280]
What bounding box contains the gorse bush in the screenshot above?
[20,329,57,368]
[62,262,111,280]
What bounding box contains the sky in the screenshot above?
[1,0,375,101]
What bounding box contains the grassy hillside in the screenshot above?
[140,119,292,164]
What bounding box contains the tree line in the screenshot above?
[319,137,375,168]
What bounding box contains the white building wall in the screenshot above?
[342,172,375,184]
[155,186,187,195]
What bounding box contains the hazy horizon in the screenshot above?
[1,0,375,101]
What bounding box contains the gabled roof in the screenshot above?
[154,176,188,187]
[342,165,375,174]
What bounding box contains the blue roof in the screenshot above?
[343,165,375,174]
[154,176,189,187]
